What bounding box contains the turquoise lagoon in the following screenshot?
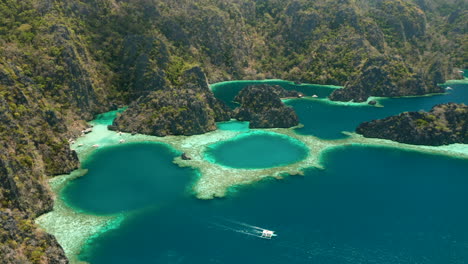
[204,131,309,169]
[79,146,468,264]
[211,80,340,109]
[289,83,468,139]
[50,80,468,264]
[62,143,195,214]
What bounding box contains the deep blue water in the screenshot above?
[79,146,468,264]
[62,142,195,215]
[289,84,468,139]
[204,132,309,169]
[61,80,468,263]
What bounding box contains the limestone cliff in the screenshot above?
[0,210,67,263]
[111,67,231,136]
[0,0,466,262]
[356,103,468,146]
[329,56,445,102]
[233,85,299,128]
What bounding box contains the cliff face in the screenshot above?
[233,85,299,128]
[0,0,466,262]
[0,1,113,262]
[0,210,67,264]
[329,56,444,102]
[356,103,468,146]
[112,67,231,136]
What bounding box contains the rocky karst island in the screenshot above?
[357,103,468,146]
[0,0,467,263]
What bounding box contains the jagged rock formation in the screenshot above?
[329,56,445,102]
[233,85,299,128]
[0,1,113,261]
[260,84,303,98]
[0,0,466,262]
[112,67,231,136]
[0,210,67,263]
[356,103,468,146]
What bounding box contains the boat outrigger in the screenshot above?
[260,229,276,239]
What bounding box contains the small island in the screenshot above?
[356,103,468,146]
[232,84,300,128]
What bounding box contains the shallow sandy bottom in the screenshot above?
[36,101,468,263]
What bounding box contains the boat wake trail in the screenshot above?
[209,222,264,238]
[208,216,277,239]
[217,217,272,232]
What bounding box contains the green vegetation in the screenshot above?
[0,0,466,262]
[357,103,468,145]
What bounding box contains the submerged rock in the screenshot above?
[356,103,468,146]
[233,85,299,128]
[112,67,231,136]
[181,153,191,160]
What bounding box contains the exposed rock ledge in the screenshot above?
[233,85,300,128]
[356,103,468,146]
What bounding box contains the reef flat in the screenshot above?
[36,81,468,263]
[35,169,124,263]
[37,108,468,262]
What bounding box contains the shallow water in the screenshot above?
[79,146,468,264]
[59,80,468,263]
[216,120,250,131]
[204,132,309,169]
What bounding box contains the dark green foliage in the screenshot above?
[233,85,300,128]
[0,210,67,264]
[0,0,466,262]
[112,67,231,136]
[357,103,468,145]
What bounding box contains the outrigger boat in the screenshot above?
[213,217,278,239]
[260,229,276,239]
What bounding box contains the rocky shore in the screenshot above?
[356,103,468,146]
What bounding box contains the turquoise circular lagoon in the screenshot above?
[62,142,195,215]
[78,146,468,264]
[204,132,309,169]
[59,80,468,264]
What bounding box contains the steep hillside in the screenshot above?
[111,67,231,136]
[0,0,466,262]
